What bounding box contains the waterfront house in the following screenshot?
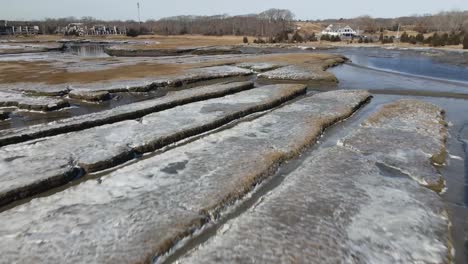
[321,24,357,37]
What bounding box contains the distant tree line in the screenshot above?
[150,9,295,38]
[309,10,468,34]
[400,31,468,48]
[320,34,341,42]
[14,9,296,38]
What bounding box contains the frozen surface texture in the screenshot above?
[0,111,9,120]
[180,99,450,264]
[5,65,252,95]
[0,91,69,111]
[68,90,111,102]
[0,90,370,264]
[341,99,447,191]
[0,84,306,206]
[181,147,449,264]
[236,62,280,72]
[258,65,337,82]
[0,81,255,147]
[69,65,252,93]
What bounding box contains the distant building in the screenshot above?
[321,24,357,37]
[59,23,126,36]
[0,20,40,35]
[64,23,87,36]
[89,25,126,35]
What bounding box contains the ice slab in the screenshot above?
[0,84,306,206]
[0,81,255,147]
[0,90,370,263]
[258,65,337,82]
[181,147,449,264]
[180,100,450,264]
[342,99,447,191]
[0,91,69,112]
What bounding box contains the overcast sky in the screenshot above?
[1,0,468,21]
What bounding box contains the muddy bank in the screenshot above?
[0,43,64,55]
[0,90,369,263]
[180,99,450,264]
[104,43,338,58]
[104,45,242,57]
[0,84,306,207]
[0,81,254,147]
[11,65,253,95]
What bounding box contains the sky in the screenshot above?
[1,0,468,21]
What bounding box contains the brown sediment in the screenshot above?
[0,53,342,85]
[115,35,246,50]
[145,217,210,264]
[242,53,345,67]
[0,61,191,84]
[199,150,286,218]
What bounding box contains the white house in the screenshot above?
[321,24,357,37]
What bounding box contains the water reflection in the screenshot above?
[330,48,468,83]
[65,44,109,57]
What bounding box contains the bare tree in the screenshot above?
[356,15,378,33]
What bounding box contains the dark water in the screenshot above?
[0,91,166,130]
[64,43,109,57]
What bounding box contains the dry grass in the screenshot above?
[240,53,343,67]
[0,52,341,85]
[0,61,192,84]
[295,22,324,34]
[120,35,247,49]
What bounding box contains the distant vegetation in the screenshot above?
[400,31,466,48]
[126,28,140,37]
[307,10,468,34]
[320,35,341,42]
[5,9,468,48]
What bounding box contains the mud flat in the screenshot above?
[0,90,370,263]
[0,84,306,207]
[105,45,244,57]
[72,65,253,93]
[0,91,69,112]
[180,100,450,264]
[104,46,196,57]
[0,81,254,147]
[8,65,253,95]
[0,43,64,55]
